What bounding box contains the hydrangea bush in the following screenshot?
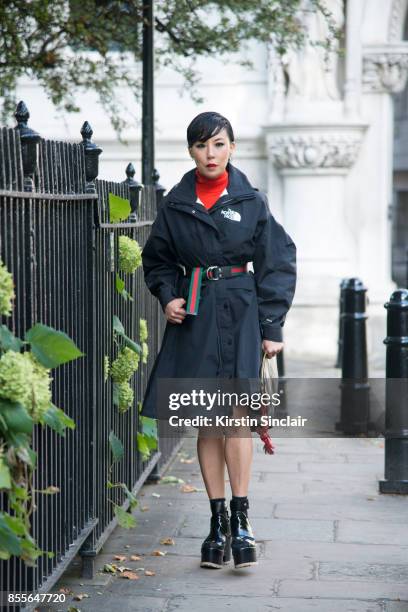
[0,258,82,565]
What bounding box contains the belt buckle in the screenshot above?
[206,266,221,280]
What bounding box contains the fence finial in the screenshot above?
[153,167,165,211]
[123,163,142,221]
[79,121,103,194]
[14,101,42,192]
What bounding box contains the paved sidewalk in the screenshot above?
[54,431,408,612]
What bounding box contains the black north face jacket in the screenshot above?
[141,163,296,418]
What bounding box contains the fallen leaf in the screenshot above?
[140,506,149,512]
[180,484,198,493]
[151,550,166,556]
[73,594,90,601]
[124,544,130,548]
[130,555,142,561]
[121,570,140,580]
[116,565,133,573]
[59,587,72,594]
[160,537,175,546]
[113,555,127,561]
[160,475,185,484]
[145,570,156,576]
[180,457,196,464]
[68,608,80,612]
[152,493,160,498]
[103,563,117,573]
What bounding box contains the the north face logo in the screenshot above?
[221,208,241,222]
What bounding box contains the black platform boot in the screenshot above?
[200,498,231,569]
[230,496,257,568]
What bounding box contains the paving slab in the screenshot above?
[277,579,408,600]
[274,500,408,522]
[337,520,408,546]
[262,540,408,564]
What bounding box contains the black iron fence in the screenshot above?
[0,103,183,604]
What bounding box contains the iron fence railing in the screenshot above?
[0,103,184,606]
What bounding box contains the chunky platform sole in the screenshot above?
[232,546,257,568]
[200,538,231,569]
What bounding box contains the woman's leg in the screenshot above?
[224,428,253,496]
[196,427,226,498]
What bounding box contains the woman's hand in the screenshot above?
[262,339,284,358]
[165,298,187,324]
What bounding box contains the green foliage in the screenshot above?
[41,404,75,437]
[25,323,84,368]
[118,236,142,274]
[116,382,134,413]
[0,1,340,139]
[108,193,131,223]
[115,273,133,301]
[0,325,24,353]
[141,342,149,365]
[113,505,137,529]
[0,258,15,316]
[108,430,124,463]
[0,259,81,566]
[139,319,148,343]
[113,315,141,355]
[111,347,140,383]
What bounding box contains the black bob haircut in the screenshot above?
[187,112,234,148]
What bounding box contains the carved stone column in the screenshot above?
[265,122,366,356]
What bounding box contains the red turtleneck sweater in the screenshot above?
[196,169,228,209]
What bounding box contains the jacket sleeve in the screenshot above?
[252,193,297,342]
[142,205,180,311]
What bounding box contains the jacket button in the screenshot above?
[192,210,196,214]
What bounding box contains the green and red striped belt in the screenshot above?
[185,264,249,316]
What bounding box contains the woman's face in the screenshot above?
[189,128,236,179]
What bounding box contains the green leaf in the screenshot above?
[115,274,134,301]
[109,193,131,223]
[0,457,11,489]
[140,415,157,440]
[3,513,26,536]
[42,404,75,436]
[109,431,124,463]
[137,432,150,460]
[119,482,138,509]
[112,315,125,335]
[0,325,24,352]
[0,400,33,435]
[25,323,84,368]
[113,505,136,529]
[0,513,22,556]
[145,435,158,452]
[115,273,125,293]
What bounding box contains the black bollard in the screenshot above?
[335,278,349,368]
[337,278,370,434]
[379,289,408,494]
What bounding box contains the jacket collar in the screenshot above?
[167,162,255,205]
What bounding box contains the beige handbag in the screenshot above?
[256,352,279,454]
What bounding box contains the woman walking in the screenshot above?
[141,111,296,569]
